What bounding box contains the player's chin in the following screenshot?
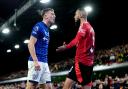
[75,19,78,22]
[51,19,55,24]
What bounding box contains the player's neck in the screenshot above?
[80,18,87,25]
[42,20,50,27]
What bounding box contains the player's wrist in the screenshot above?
[33,60,39,66]
[33,59,38,63]
[65,45,69,49]
[64,45,67,49]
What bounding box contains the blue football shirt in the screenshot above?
[29,22,49,63]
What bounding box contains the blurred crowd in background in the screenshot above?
[0,43,128,89]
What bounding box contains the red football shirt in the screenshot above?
[66,22,95,66]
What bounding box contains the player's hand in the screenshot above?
[34,61,41,71]
[56,45,66,52]
[56,42,67,52]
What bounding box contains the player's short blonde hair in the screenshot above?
[41,8,54,17]
[77,8,88,18]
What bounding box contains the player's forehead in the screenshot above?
[75,10,80,14]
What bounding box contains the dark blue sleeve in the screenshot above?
[31,24,40,38]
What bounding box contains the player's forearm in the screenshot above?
[66,33,82,49]
[28,43,38,62]
[66,38,77,49]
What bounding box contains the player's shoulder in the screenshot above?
[82,22,91,30]
[36,21,47,28]
[33,22,44,29]
[35,21,42,26]
[83,22,91,27]
[32,22,42,32]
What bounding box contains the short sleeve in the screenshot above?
[31,24,40,38]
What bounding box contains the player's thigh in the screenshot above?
[83,85,91,89]
[26,80,38,89]
[40,63,51,84]
[39,84,46,89]
[63,78,74,89]
[39,83,52,89]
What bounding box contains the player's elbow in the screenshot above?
[28,42,32,49]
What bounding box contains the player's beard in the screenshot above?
[75,19,80,27]
[74,17,79,22]
[49,18,55,26]
[51,18,55,24]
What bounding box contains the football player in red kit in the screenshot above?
[56,8,95,89]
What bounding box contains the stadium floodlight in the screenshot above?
[2,28,10,34]
[40,0,50,3]
[24,39,29,44]
[50,24,57,30]
[14,44,20,49]
[7,49,11,53]
[84,5,92,13]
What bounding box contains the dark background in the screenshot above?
[0,0,128,76]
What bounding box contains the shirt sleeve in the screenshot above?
[31,24,40,38]
[66,24,88,49]
[66,32,84,49]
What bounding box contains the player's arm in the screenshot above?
[28,36,40,71]
[28,24,41,71]
[66,26,87,48]
[28,36,38,62]
[56,32,84,52]
[66,33,81,49]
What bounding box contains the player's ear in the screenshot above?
[43,13,48,19]
[43,14,46,18]
[79,11,83,18]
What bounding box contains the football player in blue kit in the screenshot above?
[26,8,56,89]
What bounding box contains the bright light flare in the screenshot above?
[84,6,92,13]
